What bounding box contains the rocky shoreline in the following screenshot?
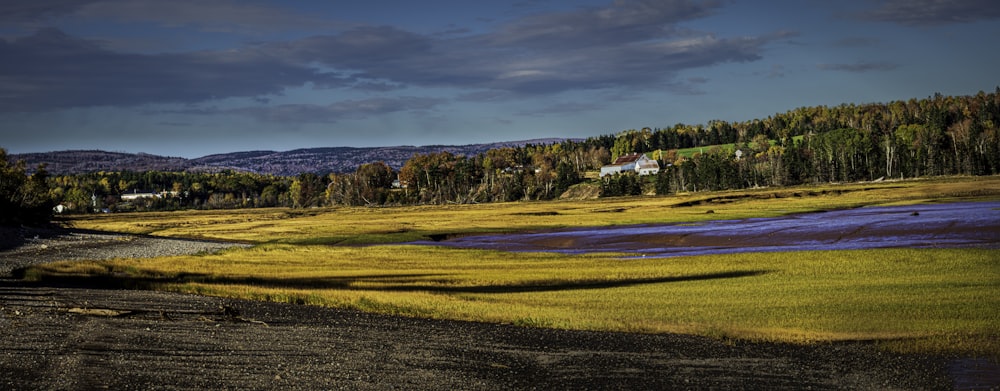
[0,227,991,390]
[0,226,247,277]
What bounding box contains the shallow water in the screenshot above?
[414,201,1000,258]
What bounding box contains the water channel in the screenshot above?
[416,201,1000,257]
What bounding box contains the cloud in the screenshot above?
[267,1,788,95]
[831,37,880,48]
[0,28,345,112]
[82,0,336,33]
[489,0,721,49]
[817,61,899,73]
[753,64,787,79]
[518,101,604,117]
[0,0,101,22]
[158,121,193,127]
[225,97,447,123]
[0,0,335,32]
[858,0,1000,26]
[269,25,436,72]
[456,90,516,103]
[0,0,789,112]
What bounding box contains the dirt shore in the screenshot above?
[0,227,988,390]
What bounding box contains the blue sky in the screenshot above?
[1,0,998,158]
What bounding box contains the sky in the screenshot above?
[1,0,998,158]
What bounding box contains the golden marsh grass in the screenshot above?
[31,176,1000,356]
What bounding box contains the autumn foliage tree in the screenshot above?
[19,89,1000,211]
[1,148,54,225]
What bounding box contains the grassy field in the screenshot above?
[63,176,1000,244]
[658,135,804,159]
[30,176,1000,356]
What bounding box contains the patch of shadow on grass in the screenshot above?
[512,211,560,216]
[397,270,771,294]
[669,186,909,208]
[591,207,628,213]
[13,269,450,291]
[16,268,770,295]
[425,232,484,242]
[215,270,769,294]
[198,270,771,294]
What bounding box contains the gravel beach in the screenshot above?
[0,227,247,277]
[0,227,990,390]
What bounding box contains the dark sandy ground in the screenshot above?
[0,281,959,390]
[1,222,998,390]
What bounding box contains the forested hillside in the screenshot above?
[9,150,191,174]
[12,139,570,176]
[4,89,998,214]
[614,90,1000,188]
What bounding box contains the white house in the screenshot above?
[600,153,660,177]
[120,190,179,201]
[120,192,160,201]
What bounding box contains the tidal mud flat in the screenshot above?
[420,201,1000,258]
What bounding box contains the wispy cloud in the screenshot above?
[518,101,604,117]
[225,97,447,123]
[831,37,880,48]
[753,64,787,79]
[267,1,791,95]
[817,61,899,73]
[489,0,721,49]
[857,0,1000,26]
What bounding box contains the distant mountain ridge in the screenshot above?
[11,138,574,176]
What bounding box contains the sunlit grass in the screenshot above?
[63,176,1000,245]
[26,245,1000,356]
[30,176,1000,356]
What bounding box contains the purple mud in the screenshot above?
[413,201,1000,387]
[415,201,1000,258]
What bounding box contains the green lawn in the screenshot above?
[662,135,805,159]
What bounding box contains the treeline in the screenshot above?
[1,149,53,225]
[46,170,294,212]
[41,142,599,213]
[5,89,999,216]
[646,89,1000,191]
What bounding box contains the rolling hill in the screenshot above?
[10,139,572,176]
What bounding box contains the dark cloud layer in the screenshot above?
[0,0,99,22]
[859,0,1000,26]
[0,0,789,117]
[0,28,343,112]
[0,0,334,32]
[268,22,778,96]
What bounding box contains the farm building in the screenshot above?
[120,190,179,201]
[600,153,660,177]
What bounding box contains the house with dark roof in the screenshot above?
[600,153,660,177]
